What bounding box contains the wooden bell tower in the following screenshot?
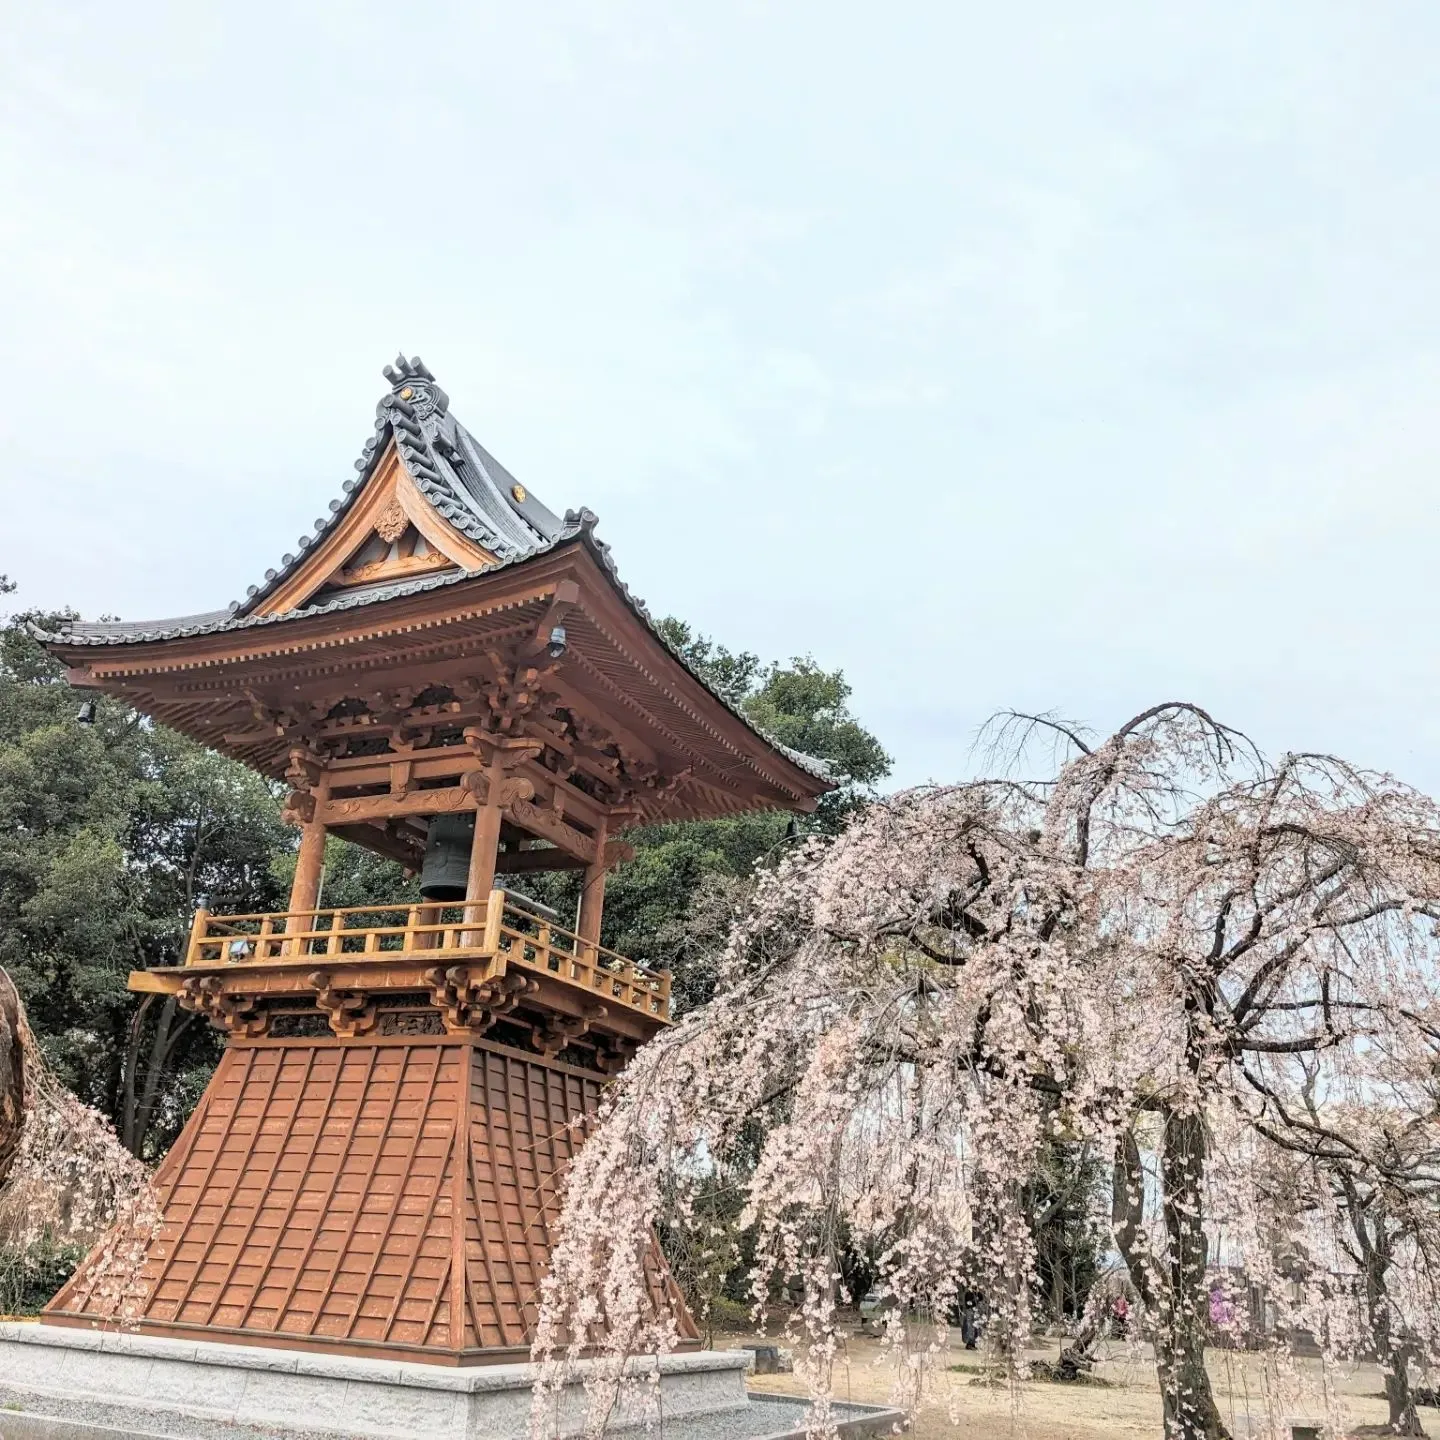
[35,356,832,1364]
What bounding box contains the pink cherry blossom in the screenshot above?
[534,704,1440,1440]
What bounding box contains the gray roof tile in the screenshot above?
[34,356,832,787]
[233,355,562,613]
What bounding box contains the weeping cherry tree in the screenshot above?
[532,704,1440,1440]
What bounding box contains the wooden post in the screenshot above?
[286,816,327,954]
[289,817,327,914]
[186,907,209,967]
[462,764,504,946]
[576,816,609,962]
[482,889,505,953]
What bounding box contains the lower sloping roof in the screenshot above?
[48,1036,698,1361]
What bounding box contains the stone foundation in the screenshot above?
[0,1323,902,1439]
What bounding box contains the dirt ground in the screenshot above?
[719,1328,1428,1438]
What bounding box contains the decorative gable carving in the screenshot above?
[327,520,447,593]
[258,442,497,616]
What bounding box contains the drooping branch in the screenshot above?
[534,703,1440,1440]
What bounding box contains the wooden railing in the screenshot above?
[185,899,495,964]
[493,903,670,1018]
[184,891,671,1020]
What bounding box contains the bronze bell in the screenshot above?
[419,814,474,901]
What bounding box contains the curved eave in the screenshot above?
[41,533,834,815]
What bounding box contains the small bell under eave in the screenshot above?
[419,814,474,901]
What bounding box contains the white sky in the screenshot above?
[3,2,1439,792]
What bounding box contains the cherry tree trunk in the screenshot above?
[1156,1110,1231,1440]
[1384,1367,1425,1438]
[0,968,23,1188]
[1364,1232,1425,1437]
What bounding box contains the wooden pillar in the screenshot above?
[289,817,327,915]
[467,791,504,903]
[286,815,327,954]
[576,816,608,958]
[463,762,505,946]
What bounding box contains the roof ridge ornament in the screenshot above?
[382,353,448,419]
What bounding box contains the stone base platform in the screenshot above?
[0,1324,902,1440]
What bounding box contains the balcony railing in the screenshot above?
[184,889,671,1020]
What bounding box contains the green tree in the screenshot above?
[656,618,891,808]
[598,620,890,1006]
[0,586,289,1157]
[1025,1141,1106,1325]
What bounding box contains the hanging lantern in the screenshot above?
[419,814,474,900]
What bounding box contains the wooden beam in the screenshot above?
[494,848,586,875]
[505,797,597,864]
[522,580,580,656]
[329,822,424,870]
[317,771,603,865]
[319,786,476,825]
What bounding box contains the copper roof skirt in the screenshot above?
[48,1034,701,1365]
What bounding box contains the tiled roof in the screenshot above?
[32,356,833,786]
[239,355,567,617]
[49,532,577,646]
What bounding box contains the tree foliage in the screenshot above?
[534,703,1440,1440]
[514,619,891,1005]
[0,585,288,1157]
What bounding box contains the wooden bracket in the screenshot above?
[177,976,268,1038]
[523,580,580,656]
[281,746,326,829]
[531,1003,607,1058]
[421,964,511,1034]
[307,970,378,1039]
[462,726,545,766]
[593,1035,636,1075]
[489,971,541,1018]
[281,788,317,827]
[461,768,536,809]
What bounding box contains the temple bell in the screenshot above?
[419,814,474,900]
